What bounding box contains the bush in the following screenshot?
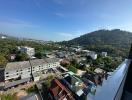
[68,66,77,73]
[26,85,38,93]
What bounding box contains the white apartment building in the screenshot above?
[20,46,35,57]
[102,52,107,57]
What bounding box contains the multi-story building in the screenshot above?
[5,61,31,81]
[20,46,35,58]
[0,58,60,90]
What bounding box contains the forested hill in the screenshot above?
[60,29,132,57]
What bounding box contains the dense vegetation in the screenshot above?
[60,29,132,58]
[0,37,60,67]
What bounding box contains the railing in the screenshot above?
[87,59,131,100]
[114,59,131,100]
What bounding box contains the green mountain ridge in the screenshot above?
[60,29,132,57]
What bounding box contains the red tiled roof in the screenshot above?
[49,79,75,100]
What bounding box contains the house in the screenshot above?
[102,52,107,57]
[49,78,75,100]
[61,73,87,99]
[94,68,104,74]
[10,54,16,60]
[87,51,97,60]
[60,59,70,66]
[20,46,35,58]
[1,36,6,39]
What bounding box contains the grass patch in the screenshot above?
[0,94,14,100]
[26,85,38,93]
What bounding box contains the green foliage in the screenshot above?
[0,94,14,100]
[26,85,38,93]
[43,75,54,88]
[68,66,77,73]
[0,54,7,67]
[35,52,46,59]
[0,37,60,62]
[15,52,29,61]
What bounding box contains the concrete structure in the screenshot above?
[20,93,39,100]
[33,73,40,82]
[61,73,87,99]
[10,54,16,60]
[5,61,31,81]
[102,52,107,57]
[0,58,60,89]
[20,46,35,58]
[94,68,104,74]
[87,51,97,60]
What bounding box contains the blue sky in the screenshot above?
[0,0,132,41]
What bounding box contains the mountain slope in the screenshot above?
[60,29,132,57]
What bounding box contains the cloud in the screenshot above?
[0,18,38,29]
[58,31,82,40]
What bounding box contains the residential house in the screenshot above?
[102,52,107,57]
[49,78,75,100]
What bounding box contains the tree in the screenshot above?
[16,52,29,61]
[35,52,43,59]
[0,55,7,67]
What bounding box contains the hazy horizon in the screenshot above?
[0,0,132,41]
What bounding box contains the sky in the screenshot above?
[0,0,132,41]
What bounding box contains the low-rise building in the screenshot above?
[102,52,107,57]
[49,78,75,100]
[87,51,97,60]
[61,73,87,99]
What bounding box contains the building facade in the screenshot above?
[1,58,60,89]
[20,46,35,57]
